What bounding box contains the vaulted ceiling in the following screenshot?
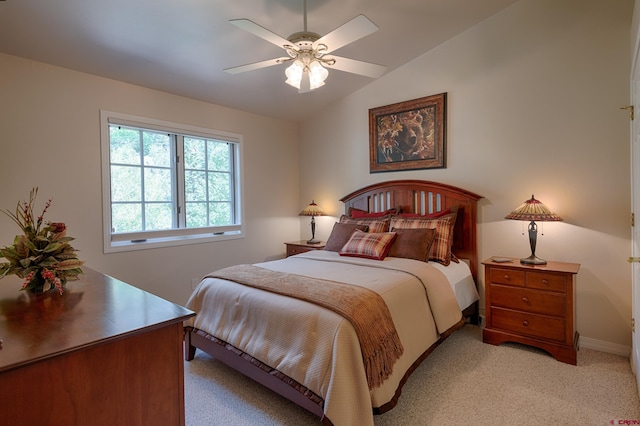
[0,0,518,122]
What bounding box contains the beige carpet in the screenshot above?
[184,324,640,425]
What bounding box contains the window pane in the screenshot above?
[210,202,231,225]
[184,137,206,169]
[185,202,207,228]
[143,131,171,167]
[144,167,172,201]
[208,172,230,201]
[185,170,206,201]
[112,203,142,233]
[111,165,141,202]
[208,141,230,171]
[110,127,141,165]
[145,203,173,230]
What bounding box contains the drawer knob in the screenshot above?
[504,274,510,280]
[522,297,529,303]
[522,320,529,327]
[542,279,549,285]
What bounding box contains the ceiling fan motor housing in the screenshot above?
[287,31,320,46]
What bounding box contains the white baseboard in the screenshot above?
[580,336,631,358]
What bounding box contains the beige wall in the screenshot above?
[299,0,634,350]
[0,53,300,305]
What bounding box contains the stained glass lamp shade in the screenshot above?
[505,195,562,265]
[299,200,324,244]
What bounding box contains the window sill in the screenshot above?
[104,230,244,253]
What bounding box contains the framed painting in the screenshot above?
[369,93,446,173]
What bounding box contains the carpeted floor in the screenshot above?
[184,324,640,425]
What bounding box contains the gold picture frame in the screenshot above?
[369,93,446,173]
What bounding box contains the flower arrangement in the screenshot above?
[0,188,84,294]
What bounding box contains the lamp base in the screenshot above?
[306,238,322,245]
[520,254,547,265]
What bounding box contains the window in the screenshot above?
[100,111,243,252]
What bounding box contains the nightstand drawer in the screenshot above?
[287,246,310,256]
[490,284,565,317]
[492,307,566,342]
[526,271,566,293]
[285,241,325,257]
[489,268,525,287]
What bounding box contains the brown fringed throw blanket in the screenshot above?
[206,264,404,389]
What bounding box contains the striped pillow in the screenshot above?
[339,215,391,233]
[339,230,397,260]
[390,212,457,266]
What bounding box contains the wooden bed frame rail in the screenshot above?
[185,328,325,418]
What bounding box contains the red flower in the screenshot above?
[49,222,66,234]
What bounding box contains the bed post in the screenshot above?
[184,328,196,361]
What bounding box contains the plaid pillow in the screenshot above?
[339,230,397,260]
[390,212,457,265]
[339,215,391,233]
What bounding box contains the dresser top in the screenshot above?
[482,257,580,274]
[0,267,194,372]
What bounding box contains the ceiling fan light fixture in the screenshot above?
[285,60,304,88]
[308,61,328,90]
[284,58,328,91]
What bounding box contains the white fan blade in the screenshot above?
[314,15,378,54]
[230,19,292,49]
[224,57,290,74]
[326,55,386,78]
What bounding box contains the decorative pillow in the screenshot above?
[339,230,397,260]
[324,222,369,252]
[339,215,391,233]
[390,211,457,265]
[387,228,436,262]
[348,207,398,218]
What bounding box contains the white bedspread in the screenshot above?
[186,250,466,426]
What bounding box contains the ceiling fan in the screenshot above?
[224,0,387,93]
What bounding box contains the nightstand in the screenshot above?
[285,240,325,257]
[482,257,580,365]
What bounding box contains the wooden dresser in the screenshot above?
[482,257,580,365]
[0,267,195,425]
[285,240,326,257]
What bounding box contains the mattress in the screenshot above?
[428,258,479,311]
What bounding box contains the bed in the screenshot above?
[184,180,482,425]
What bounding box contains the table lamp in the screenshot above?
[299,200,324,244]
[505,195,562,265]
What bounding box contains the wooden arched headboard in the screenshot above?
[340,180,483,281]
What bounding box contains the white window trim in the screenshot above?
[100,110,245,253]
